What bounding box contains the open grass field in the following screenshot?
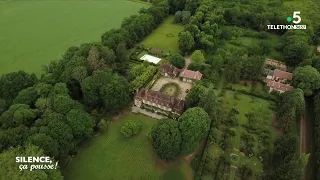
[140,16,184,53]
[0,0,148,75]
[64,113,192,180]
[64,113,159,180]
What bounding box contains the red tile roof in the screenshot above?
[180,69,203,80]
[161,64,180,76]
[273,69,293,80]
[265,79,293,92]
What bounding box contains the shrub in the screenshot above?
[98,119,109,132]
[120,120,141,137]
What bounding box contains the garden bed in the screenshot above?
[160,82,181,97]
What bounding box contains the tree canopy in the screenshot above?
[293,65,320,96]
[179,107,210,155]
[151,119,182,161]
[168,53,186,68]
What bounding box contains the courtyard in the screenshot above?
[151,77,192,99]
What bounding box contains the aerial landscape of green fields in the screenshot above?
[0,0,148,75]
[0,0,320,180]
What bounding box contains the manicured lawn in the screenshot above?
[64,113,193,180]
[140,16,184,53]
[64,113,160,180]
[0,0,148,75]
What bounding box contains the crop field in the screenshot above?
[64,113,192,180]
[0,0,148,75]
[140,16,184,53]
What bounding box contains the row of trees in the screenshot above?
[0,0,171,178]
[151,107,210,161]
[275,89,305,132]
[178,0,223,53]
[313,93,320,180]
[268,134,309,180]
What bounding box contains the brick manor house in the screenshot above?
[134,88,185,115]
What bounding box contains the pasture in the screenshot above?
[140,16,184,53]
[0,0,148,75]
[64,113,192,180]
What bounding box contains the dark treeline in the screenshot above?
[0,0,169,179]
[313,93,320,180]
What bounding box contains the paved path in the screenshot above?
[131,106,165,119]
[184,56,191,69]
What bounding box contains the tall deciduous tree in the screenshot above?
[87,46,106,71]
[225,56,243,83]
[168,53,185,68]
[82,71,130,113]
[66,109,95,140]
[179,107,210,155]
[190,50,205,65]
[185,84,206,108]
[179,31,195,54]
[72,66,88,84]
[293,65,320,96]
[12,87,39,106]
[151,119,182,161]
[198,86,219,119]
[0,71,37,102]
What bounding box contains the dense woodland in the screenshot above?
[0,0,320,179]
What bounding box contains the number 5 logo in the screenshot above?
[293,11,301,24]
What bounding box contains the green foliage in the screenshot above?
[174,11,182,23]
[190,50,205,65]
[198,86,219,119]
[121,120,141,138]
[52,95,83,114]
[185,84,206,108]
[178,31,195,53]
[53,83,69,95]
[0,71,37,102]
[225,55,243,83]
[168,53,185,68]
[179,107,210,155]
[0,145,62,179]
[27,133,59,158]
[82,71,130,113]
[129,64,157,92]
[66,109,95,140]
[241,56,265,80]
[39,112,74,156]
[293,65,320,96]
[151,119,182,161]
[0,104,38,129]
[181,11,191,25]
[12,87,39,106]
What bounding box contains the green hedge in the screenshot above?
[225,86,276,101]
